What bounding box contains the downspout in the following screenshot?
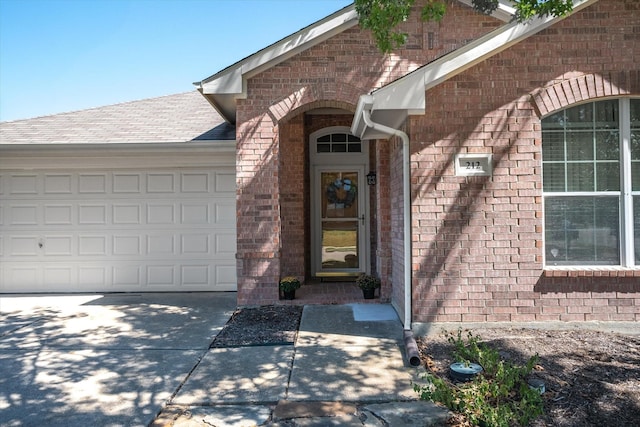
[360,103,412,331]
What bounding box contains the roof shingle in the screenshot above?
[0,91,233,144]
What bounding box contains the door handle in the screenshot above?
[360,214,365,225]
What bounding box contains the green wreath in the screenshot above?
[326,178,357,207]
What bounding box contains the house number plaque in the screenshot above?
[454,154,492,177]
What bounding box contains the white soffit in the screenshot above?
[196,5,358,123]
[352,0,599,139]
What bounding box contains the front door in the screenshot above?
[312,167,367,277]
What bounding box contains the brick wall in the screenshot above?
[409,0,640,324]
[234,0,639,318]
[234,1,499,305]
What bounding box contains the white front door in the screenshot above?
[309,127,369,277]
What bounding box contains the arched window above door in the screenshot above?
[316,133,361,153]
[310,127,368,166]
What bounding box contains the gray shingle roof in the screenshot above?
[0,91,234,144]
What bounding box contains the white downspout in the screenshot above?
[361,107,412,331]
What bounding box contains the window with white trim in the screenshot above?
[542,98,639,267]
[316,133,361,153]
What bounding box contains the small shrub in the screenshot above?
[278,276,301,292]
[414,329,543,427]
[355,273,381,290]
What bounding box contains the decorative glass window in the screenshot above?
[542,98,639,267]
[316,133,361,153]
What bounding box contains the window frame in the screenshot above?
[542,97,638,269]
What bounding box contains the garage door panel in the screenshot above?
[44,236,73,256]
[44,174,73,194]
[181,204,209,224]
[9,174,38,195]
[113,173,142,193]
[80,204,108,224]
[147,173,176,193]
[10,205,38,225]
[0,165,237,292]
[216,264,237,291]
[215,201,236,223]
[79,174,108,193]
[181,172,209,193]
[215,172,235,192]
[44,205,73,225]
[216,233,237,254]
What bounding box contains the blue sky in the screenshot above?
[0,0,352,122]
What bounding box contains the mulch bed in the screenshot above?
[210,305,303,348]
[416,328,640,426]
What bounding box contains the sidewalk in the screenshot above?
[0,294,448,426]
[155,304,449,426]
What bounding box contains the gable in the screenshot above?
[351,0,601,140]
[195,0,601,129]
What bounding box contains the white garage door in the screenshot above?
[0,150,237,293]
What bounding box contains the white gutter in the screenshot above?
[357,95,412,331]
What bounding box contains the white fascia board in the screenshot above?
[198,5,358,98]
[200,67,244,95]
[0,140,236,151]
[367,0,598,119]
[0,141,237,170]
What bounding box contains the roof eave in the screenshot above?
[195,4,359,124]
[352,0,599,139]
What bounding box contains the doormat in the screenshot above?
[349,304,398,321]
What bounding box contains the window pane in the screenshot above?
[633,162,640,192]
[318,135,331,142]
[633,129,640,192]
[542,131,565,161]
[332,133,347,142]
[543,163,565,192]
[596,163,620,191]
[635,196,640,264]
[347,143,362,153]
[630,99,640,125]
[545,196,620,265]
[594,99,618,129]
[567,163,594,192]
[542,110,566,129]
[565,103,593,129]
[566,131,593,160]
[632,131,640,160]
[317,143,331,153]
[332,143,347,152]
[595,130,619,160]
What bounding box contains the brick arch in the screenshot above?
[531,72,637,117]
[267,82,362,125]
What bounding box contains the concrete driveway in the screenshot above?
[0,292,236,427]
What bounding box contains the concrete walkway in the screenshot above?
[0,294,448,427]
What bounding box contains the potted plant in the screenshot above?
[356,273,380,299]
[279,276,301,300]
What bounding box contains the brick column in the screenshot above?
[236,114,281,305]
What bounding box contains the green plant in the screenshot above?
[356,273,381,290]
[414,329,543,427]
[278,276,301,292]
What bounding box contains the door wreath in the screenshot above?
[326,178,357,207]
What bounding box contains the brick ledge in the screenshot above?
[543,267,640,277]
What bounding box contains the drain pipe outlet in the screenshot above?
[403,330,422,366]
[361,105,412,331]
